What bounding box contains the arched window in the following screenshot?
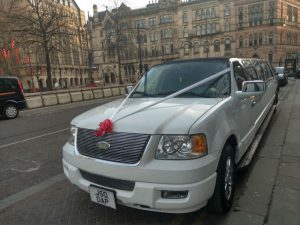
[184,44,190,55]
[214,40,220,52]
[239,36,243,47]
[194,44,200,54]
[224,5,230,16]
[111,73,116,83]
[211,8,216,18]
[206,9,211,19]
[201,10,205,19]
[225,38,231,51]
[143,34,147,43]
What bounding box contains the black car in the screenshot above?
[0,76,27,119]
[274,67,288,87]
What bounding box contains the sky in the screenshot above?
[76,0,150,17]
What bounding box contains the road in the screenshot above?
[0,84,291,225]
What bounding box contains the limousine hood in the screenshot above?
[72,98,222,134]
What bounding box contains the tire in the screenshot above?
[273,92,278,113]
[3,104,19,119]
[207,144,235,213]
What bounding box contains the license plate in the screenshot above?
[89,185,116,209]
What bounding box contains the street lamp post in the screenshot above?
[137,25,143,77]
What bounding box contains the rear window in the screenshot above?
[0,78,18,93]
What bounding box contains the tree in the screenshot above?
[8,0,74,90]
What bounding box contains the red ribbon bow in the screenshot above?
[95,119,113,137]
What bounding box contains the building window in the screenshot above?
[249,4,263,26]
[201,24,206,35]
[269,1,275,24]
[225,38,231,51]
[183,12,188,23]
[184,44,190,55]
[259,33,263,46]
[225,21,230,32]
[249,34,253,47]
[149,17,156,26]
[161,29,173,39]
[287,5,293,21]
[150,32,158,42]
[239,36,243,47]
[206,9,211,19]
[206,24,211,34]
[201,9,205,19]
[160,15,172,24]
[194,44,199,54]
[214,40,220,52]
[212,23,216,33]
[135,19,144,28]
[211,8,216,18]
[269,32,273,45]
[224,5,230,16]
[183,27,189,38]
[193,25,201,36]
[254,33,258,46]
[238,7,243,29]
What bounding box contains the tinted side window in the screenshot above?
[260,61,272,80]
[253,60,265,81]
[233,61,249,91]
[242,60,258,80]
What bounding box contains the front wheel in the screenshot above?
[3,104,19,119]
[207,144,235,213]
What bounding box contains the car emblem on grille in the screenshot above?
[96,141,110,151]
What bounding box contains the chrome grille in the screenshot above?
[76,128,150,164]
[80,170,135,191]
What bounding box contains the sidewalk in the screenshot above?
[208,79,300,225]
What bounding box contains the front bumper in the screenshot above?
[62,141,219,213]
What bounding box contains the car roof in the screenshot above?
[0,75,19,80]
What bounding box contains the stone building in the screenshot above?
[235,0,300,66]
[90,0,300,85]
[0,0,89,91]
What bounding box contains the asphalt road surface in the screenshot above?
[0,85,290,225]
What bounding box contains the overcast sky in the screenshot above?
[76,0,150,16]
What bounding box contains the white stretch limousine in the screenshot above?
[63,58,278,213]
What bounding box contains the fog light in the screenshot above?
[161,190,188,199]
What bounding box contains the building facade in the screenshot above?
[0,0,89,92]
[90,0,300,85]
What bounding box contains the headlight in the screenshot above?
[68,126,77,146]
[156,135,208,160]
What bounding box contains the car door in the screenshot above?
[232,60,257,155]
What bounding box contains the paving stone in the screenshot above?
[247,158,279,185]
[267,187,300,225]
[276,175,300,191]
[259,146,282,159]
[282,144,300,158]
[278,161,300,179]
[287,119,300,132]
[204,211,264,225]
[286,130,300,145]
[236,182,273,216]
[264,129,286,146]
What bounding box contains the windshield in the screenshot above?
[275,67,285,74]
[130,60,230,98]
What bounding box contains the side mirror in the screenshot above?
[126,85,134,94]
[242,80,266,93]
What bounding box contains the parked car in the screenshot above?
[274,66,288,86]
[0,76,27,119]
[63,58,278,214]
